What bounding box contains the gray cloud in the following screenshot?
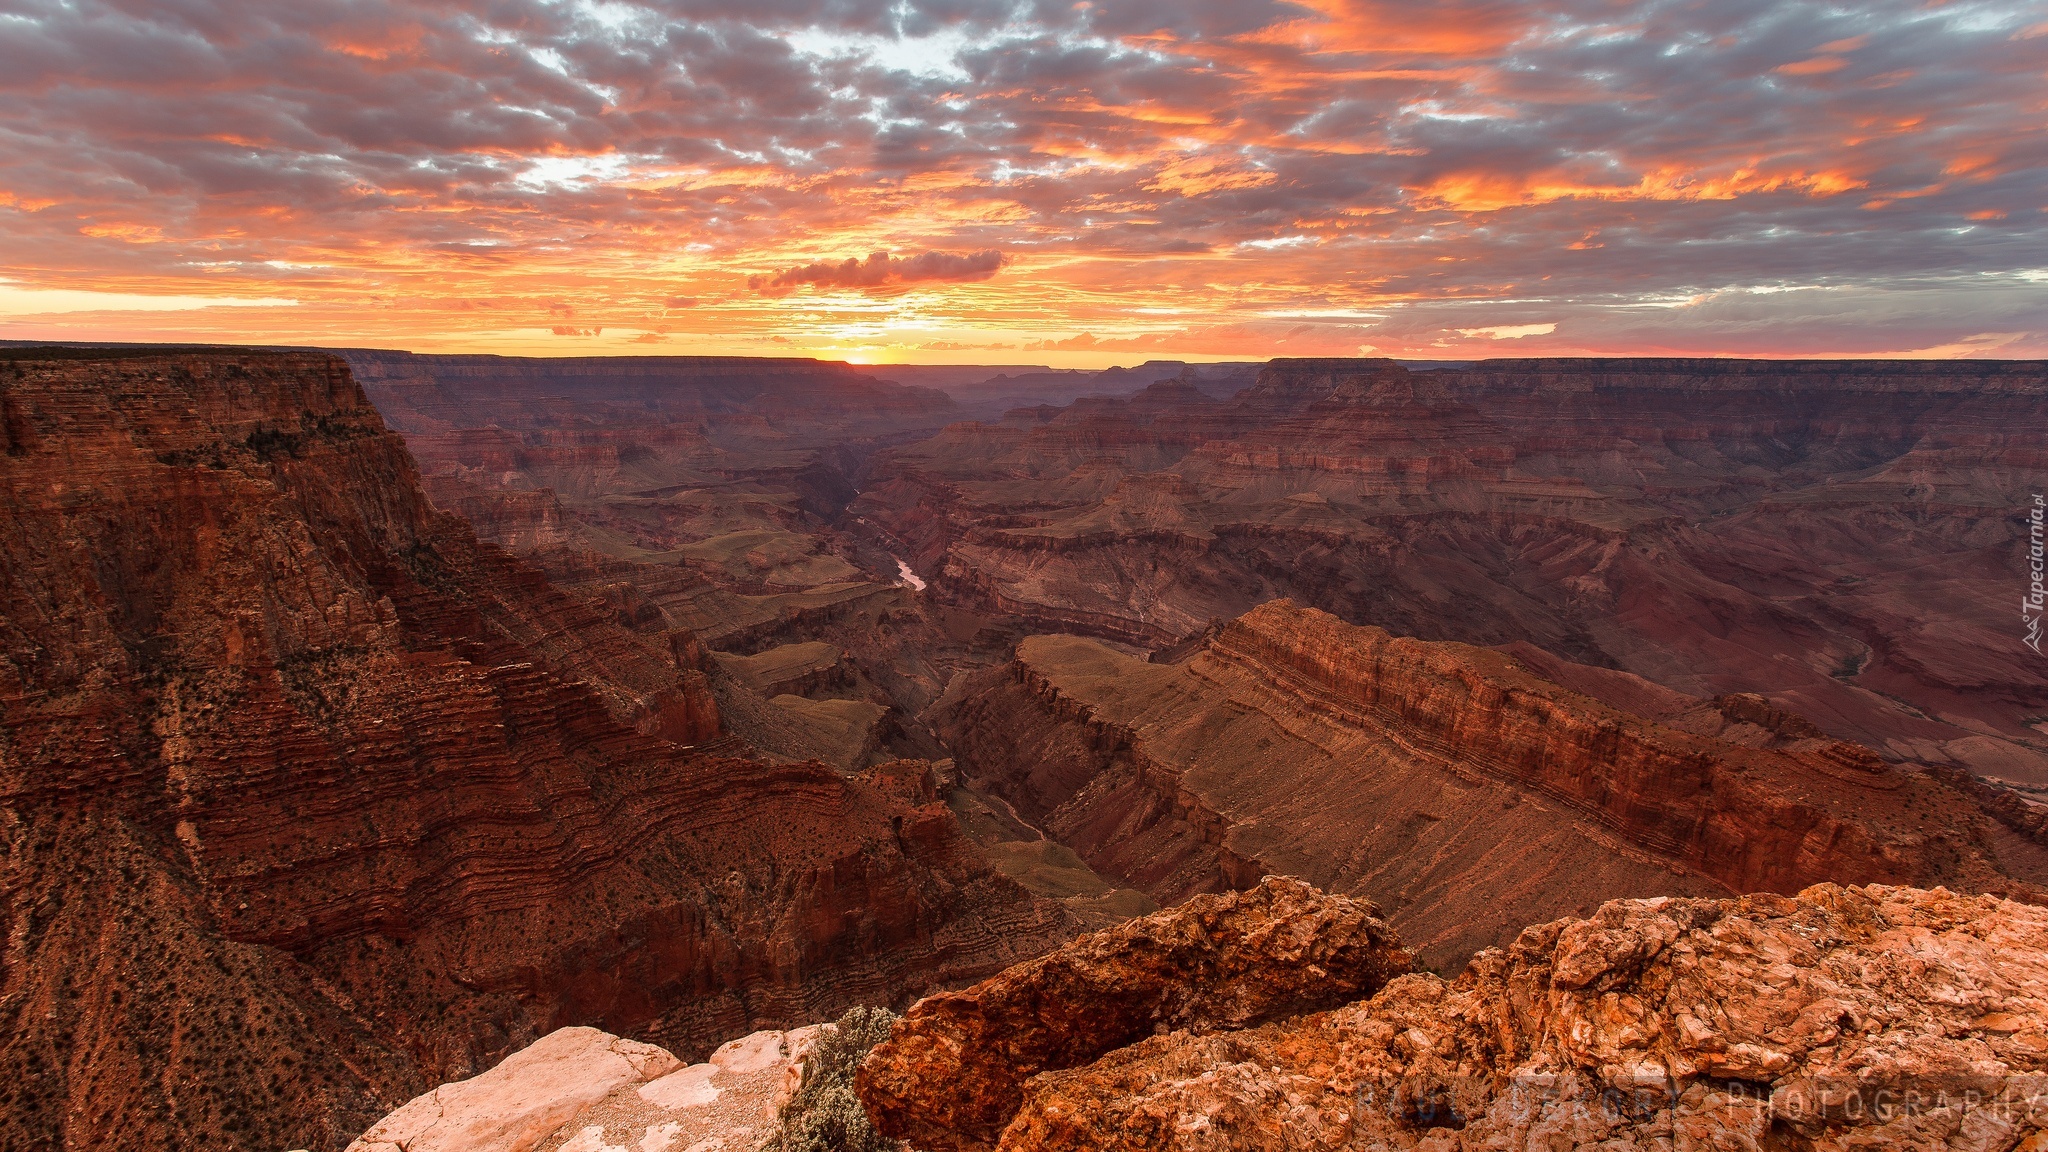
[0,0,2041,354]
[756,249,1007,290]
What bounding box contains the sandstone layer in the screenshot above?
[860,879,2048,1152]
[940,600,2040,967]
[860,357,2048,781]
[857,877,1411,1152]
[0,350,1070,1152]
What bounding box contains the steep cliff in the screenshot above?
[938,600,2033,967]
[0,350,1070,1152]
[861,879,2048,1152]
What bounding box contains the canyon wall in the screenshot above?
[938,600,2038,967]
[338,349,992,773]
[0,350,1069,1152]
[862,357,2048,783]
[346,351,957,439]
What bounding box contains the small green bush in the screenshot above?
[769,1005,902,1152]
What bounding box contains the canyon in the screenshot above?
[0,349,1069,1152]
[856,357,2048,788]
[937,600,2046,969]
[342,347,2048,940]
[3,346,2044,1151]
[339,349,986,771]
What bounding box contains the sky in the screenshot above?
[0,0,2043,366]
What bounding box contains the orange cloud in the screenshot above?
[1777,57,1848,76]
[0,0,2039,363]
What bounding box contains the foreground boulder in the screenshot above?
[855,877,1411,1150]
[865,879,2048,1151]
[350,1024,824,1152]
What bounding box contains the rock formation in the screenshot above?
[939,600,2042,967]
[0,350,1071,1152]
[343,349,953,577]
[347,351,955,436]
[857,877,1411,1152]
[859,357,2048,782]
[349,1024,823,1152]
[860,879,2048,1152]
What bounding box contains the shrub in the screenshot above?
[769,1005,902,1152]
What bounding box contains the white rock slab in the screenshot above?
[348,1023,834,1152]
[637,1062,721,1110]
[348,1027,681,1152]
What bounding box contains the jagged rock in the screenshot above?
[856,877,1411,1151]
[868,880,2048,1151]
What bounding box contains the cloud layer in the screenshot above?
[0,0,2042,362]
[757,249,1007,291]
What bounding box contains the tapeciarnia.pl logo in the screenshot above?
[2027,493,2044,655]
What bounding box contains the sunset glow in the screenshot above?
[1,0,2043,364]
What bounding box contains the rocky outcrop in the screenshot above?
[350,1024,824,1152]
[861,880,2048,1152]
[939,601,2036,967]
[1207,602,1930,896]
[856,877,1410,1152]
[862,357,2048,776]
[347,1027,682,1152]
[0,350,1071,1152]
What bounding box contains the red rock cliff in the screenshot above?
[863,357,2048,775]
[938,601,2032,967]
[0,350,1069,1152]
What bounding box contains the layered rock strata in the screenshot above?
[347,351,956,441]
[0,351,1070,1152]
[861,357,2048,779]
[940,600,2035,967]
[862,881,2048,1152]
